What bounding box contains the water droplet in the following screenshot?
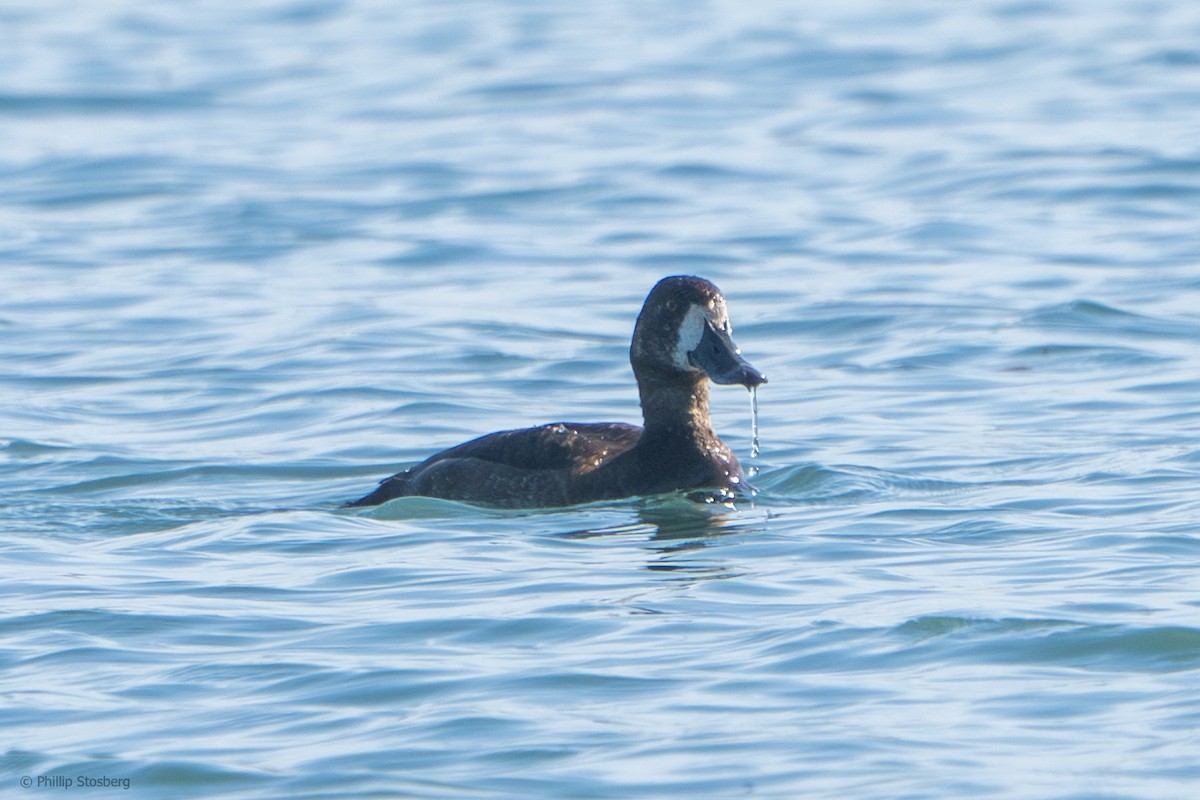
[749,385,761,460]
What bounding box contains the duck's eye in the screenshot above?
[666,300,677,311]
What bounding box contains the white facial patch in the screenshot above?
[673,300,731,370]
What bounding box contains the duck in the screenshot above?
[345,275,766,509]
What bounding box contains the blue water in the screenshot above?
[3,1,1200,797]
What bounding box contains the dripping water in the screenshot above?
[748,385,761,478]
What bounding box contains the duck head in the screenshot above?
[631,275,767,389]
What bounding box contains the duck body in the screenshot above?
[346,275,765,509]
[347,417,736,509]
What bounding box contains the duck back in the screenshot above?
[346,422,642,508]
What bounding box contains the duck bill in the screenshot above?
[688,321,767,388]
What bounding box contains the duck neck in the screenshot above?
[635,373,714,446]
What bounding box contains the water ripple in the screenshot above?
[3,0,1200,798]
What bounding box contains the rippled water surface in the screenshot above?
[3,1,1200,798]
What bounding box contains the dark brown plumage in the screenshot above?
[346,275,766,509]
